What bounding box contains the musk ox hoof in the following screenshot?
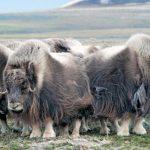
[133,126,147,135]
[30,131,41,138]
[43,131,56,139]
[117,130,130,136]
[100,126,110,135]
[71,133,80,139]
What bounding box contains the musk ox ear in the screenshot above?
[26,62,37,92]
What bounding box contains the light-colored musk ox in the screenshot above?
[3,40,93,138]
[44,38,100,57]
[0,44,13,133]
[84,33,150,136]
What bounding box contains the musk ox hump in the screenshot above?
[50,52,77,67]
[126,33,150,59]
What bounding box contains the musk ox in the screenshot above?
[0,44,13,133]
[84,33,150,136]
[3,40,93,138]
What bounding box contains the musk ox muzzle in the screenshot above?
[7,87,24,113]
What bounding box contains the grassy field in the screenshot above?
[0,4,150,44]
[0,119,149,150]
[0,4,150,150]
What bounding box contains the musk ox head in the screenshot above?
[4,62,36,113]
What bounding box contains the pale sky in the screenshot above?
[0,0,70,13]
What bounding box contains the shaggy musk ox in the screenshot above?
[85,33,150,136]
[3,40,93,138]
[0,44,13,133]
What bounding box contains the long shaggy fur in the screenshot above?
[85,34,150,119]
[5,40,93,125]
[0,44,13,128]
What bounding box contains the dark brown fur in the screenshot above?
[85,42,150,119]
[0,44,12,132]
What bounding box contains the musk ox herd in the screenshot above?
[0,33,149,139]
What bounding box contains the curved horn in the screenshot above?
[29,86,36,93]
[0,88,7,95]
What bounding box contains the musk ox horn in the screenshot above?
[0,87,7,95]
[29,86,36,93]
[132,83,147,111]
[26,62,37,91]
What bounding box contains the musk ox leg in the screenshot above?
[132,117,147,135]
[43,117,56,139]
[72,119,81,139]
[59,125,69,137]
[0,116,8,134]
[100,119,110,135]
[30,123,41,138]
[113,119,120,133]
[21,122,31,137]
[117,116,131,136]
[81,117,90,132]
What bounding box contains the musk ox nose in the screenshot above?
[9,99,16,104]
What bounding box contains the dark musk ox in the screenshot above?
[44,38,101,132]
[84,33,150,136]
[0,44,13,133]
[3,40,93,138]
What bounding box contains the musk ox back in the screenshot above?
[85,34,150,136]
[3,40,92,138]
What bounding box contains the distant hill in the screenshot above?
[62,0,150,8]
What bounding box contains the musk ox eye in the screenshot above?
[21,81,28,92]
